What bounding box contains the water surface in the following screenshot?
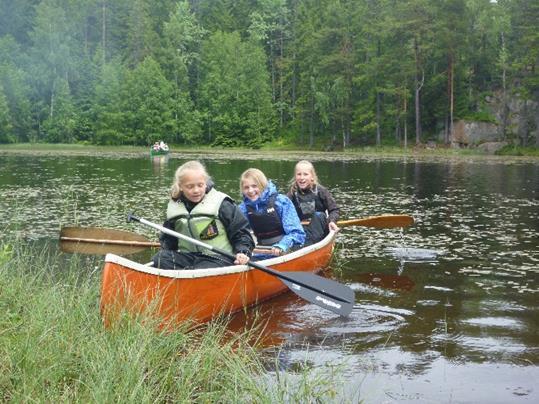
[1,151,537,403]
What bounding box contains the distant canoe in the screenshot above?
[100,231,336,326]
[150,148,169,156]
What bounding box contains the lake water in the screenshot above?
[1,151,538,403]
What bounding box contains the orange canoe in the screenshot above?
[100,231,336,326]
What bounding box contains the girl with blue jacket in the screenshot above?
[239,168,305,256]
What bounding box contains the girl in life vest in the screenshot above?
[287,160,340,244]
[239,168,305,257]
[152,160,254,269]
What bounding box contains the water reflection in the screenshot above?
[1,152,538,402]
[353,273,415,291]
[151,155,170,174]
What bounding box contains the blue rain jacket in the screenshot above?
[239,180,305,252]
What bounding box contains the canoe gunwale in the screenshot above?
[104,230,336,279]
[150,150,169,156]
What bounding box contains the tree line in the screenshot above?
[0,0,537,148]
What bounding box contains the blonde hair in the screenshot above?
[240,168,268,195]
[289,160,319,192]
[170,160,210,200]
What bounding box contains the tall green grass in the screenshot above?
[0,242,347,402]
[495,145,539,157]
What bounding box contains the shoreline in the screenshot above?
[1,143,538,164]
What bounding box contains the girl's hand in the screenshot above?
[328,221,340,232]
[234,253,249,265]
[271,246,283,256]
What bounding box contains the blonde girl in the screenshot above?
[239,168,305,256]
[287,160,340,243]
[152,160,254,269]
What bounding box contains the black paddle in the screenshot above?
[127,214,354,317]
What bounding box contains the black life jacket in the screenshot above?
[293,186,325,221]
[246,195,285,245]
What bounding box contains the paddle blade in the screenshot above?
[338,215,414,229]
[60,226,151,242]
[279,272,355,317]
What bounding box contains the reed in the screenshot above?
[0,241,346,402]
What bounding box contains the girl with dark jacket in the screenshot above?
[287,160,340,244]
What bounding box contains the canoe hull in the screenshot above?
[100,232,335,326]
[150,149,169,156]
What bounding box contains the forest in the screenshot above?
[0,0,537,149]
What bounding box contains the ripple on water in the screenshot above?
[322,306,408,335]
[473,299,528,315]
[434,334,529,354]
[349,282,398,297]
[353,303,415,318]
[461,316,525,330]
[385,246,441,262]
[416,300,440,306]
[424,285,453,292]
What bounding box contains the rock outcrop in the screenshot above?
[449,92,538,151]
[450,120,499,147]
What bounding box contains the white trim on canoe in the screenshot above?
[104,230,335,279]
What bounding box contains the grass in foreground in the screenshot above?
[0,241,346,402]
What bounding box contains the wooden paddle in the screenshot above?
[127,213,355,317]
[59,226,160,255]
[59,214,414,255]
[302,214,414,228]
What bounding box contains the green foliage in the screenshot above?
[161,1,206,73]
[495,145,539,157]
[42,78,76,143]
[93,61,125,145]
[462,110,497,123]
[0,0,37,45]
[508,0,539,97]
[0,82,14,143]
[0,0,536,148]
[196,0,254,33]
[0,243,13,265]
[120,57,176,145]
[125,0,159,67]
[0,37,33,142]
[159,1,204,144]
[199,31,275,148]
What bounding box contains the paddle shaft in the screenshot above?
[127,214,353,311]
[60,214,414,252]
[61,231,274,254]
[60,236,160,247]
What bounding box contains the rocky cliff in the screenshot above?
[449,92,538,152]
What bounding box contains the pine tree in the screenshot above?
[159,1,204,143]
[120,56,175,145]
[199,31,275,147]
[0,82,13,143]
